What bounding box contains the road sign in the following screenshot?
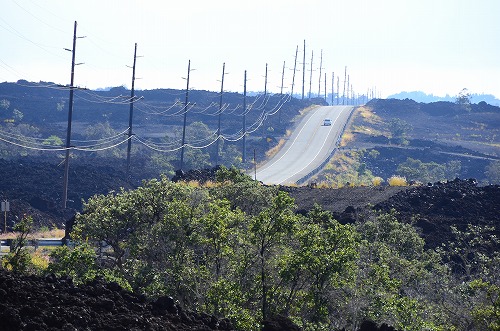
[1,201,9,212]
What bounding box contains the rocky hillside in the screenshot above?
[0,268,400,331]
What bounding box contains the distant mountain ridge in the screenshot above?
[388,91,500,106]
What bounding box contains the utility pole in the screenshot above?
[318,49,323,97]
[261,63,268,138]
[215,62,225,166]
[264,63,268,98]
[126,43,138,174]
[62,21,83,209]
[291,45,298,97]
[342,66,347,105]
[324,72,327,101]
[242,70,247,163]
[279,61,285,124]
[253,149,257,180]
[180,60,191,171]
[331,72,334,105]
[302,39,306,100]
[280,61,285,96]
[347,75,350,105]
[308,50,313,99]
[337,76,340,105]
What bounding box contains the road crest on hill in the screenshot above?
[254,105,354,185]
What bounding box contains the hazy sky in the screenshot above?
[1,0,499,98]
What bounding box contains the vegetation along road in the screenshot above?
[255,105,353,185]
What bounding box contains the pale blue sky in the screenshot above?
[1,0,499,98]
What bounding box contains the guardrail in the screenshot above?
[296,106,357,185]
[1,238,65,249]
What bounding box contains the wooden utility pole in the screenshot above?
[318,49,323,97]
[324,72,327,101]
[264,63,268,98]
[342,66,347,105]
[216,62,225,166]
[347,75,350,105]
[331,72,334,105]
[302,39,306,100]
[62,21,78,209]
[180,60,191,171]
[126,43,138,174]
[261,63,268,138]
[308,50,313,99]
[279,61,285,124]
[351,84,354,105]
[280,61,285,96]
[291,46,298,97]
[337,76,340,105]
[253,149,257,181]
[242,70,247,163]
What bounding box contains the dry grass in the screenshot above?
[0,228,65,240]
[357,106,383,124]
[201,180,218,188]
[340,132,355,147]
[372,177,384,186]
[299,105,319,116]
[388,176,408,186]
[266,138,286,158]
[314,181,333,188]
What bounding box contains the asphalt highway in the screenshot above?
[254,105,354,185]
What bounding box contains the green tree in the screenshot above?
[397,157,461,183]
[456,88,472,112]
[388,118,412,145]
[2,215,34,274]
[0,123,41,159]
[0,99,10,110]
[174,121,214,169]
[199,199,244,281]
[47,243,99,284]
[248,191,298,320]
[219,143,242,168]
[469,279,500,331]
[73,175,197,292]
[84,121,123,158]
[485,160,500,184]
[281,205,359,324]
[438,224,500,330]
[147,152,175,176]
[212,166,278,216]
[12,109,23,122]
[43,135,64,146]
[442,224,499,281]
[56,98,65,111]
[197,199,250,324]
[353,211,450,330]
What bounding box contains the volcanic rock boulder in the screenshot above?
[374,178,500,249]
[0,269,235,331]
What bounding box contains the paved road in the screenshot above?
[255,105,354,185]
